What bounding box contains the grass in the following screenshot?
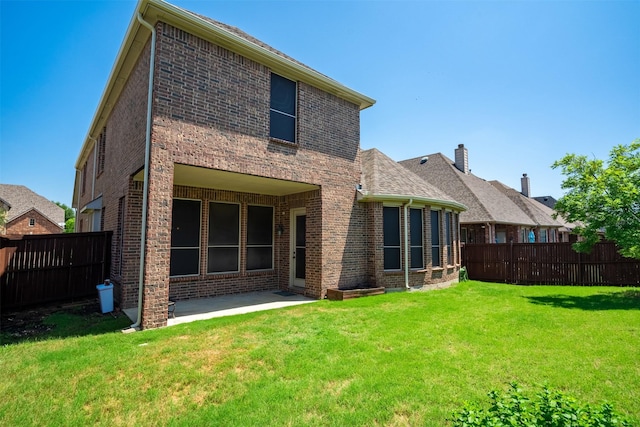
[1,281,638,426]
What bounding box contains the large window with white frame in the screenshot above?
[270,73,297,143]
[246,205,274,271]
[170,199,201,277]
[207,202,240,274]
[431,210,441,267]
[410,208,424,269]
[383,206,401,270]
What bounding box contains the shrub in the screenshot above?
[450,383,630,426]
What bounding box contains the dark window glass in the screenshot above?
[410,208,423,269]
[247,206,273,270]
[270,74,296,115]
[171,199,201,248]
[170,199,201,276]
[446,212,452,265]
[383,207,401,270]
[208,202,240,273]
[247,206,273,245]
[295,248,306,279]
[270,73,296,142]
[208,203,239,246]
[207,247,239,273]
[384,248,401,270]
[296,215,306,247]
[171,249,200,277]
[431,210,441,267]
[247,247,273,270]
[383,207,400,247]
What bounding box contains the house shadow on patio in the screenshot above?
[524,290,640,311]
[124,290,317,327]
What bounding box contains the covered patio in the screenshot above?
[124,290,317,327]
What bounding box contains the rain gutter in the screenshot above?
[130,12,156,330]
[403,199,413,289]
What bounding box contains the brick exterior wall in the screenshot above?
[75,19,460,329]
[367,203,461,290]
[5,210,63,236]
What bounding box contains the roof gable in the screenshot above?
[360,149,465,210]
[0,184,65,225]
[75,0,374,169]
[489,180,563,227]
[399,153,535,225]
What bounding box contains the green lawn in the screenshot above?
[1,282,638,426]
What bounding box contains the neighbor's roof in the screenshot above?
[75,0,375,169]
[359,148,466,211]
[0,184,64,226]
[489,180,564,228]
[399,153,535,225]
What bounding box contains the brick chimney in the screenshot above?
[521,173,531,197]
[454,144,469,174]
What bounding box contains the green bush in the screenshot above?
[450,383,630,426]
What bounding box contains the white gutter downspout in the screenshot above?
[131,13,156,329]
[403,199,413,289]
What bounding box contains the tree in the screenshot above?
[54,202,76,234]
[552,139,640,259]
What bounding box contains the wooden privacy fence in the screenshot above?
[1,232,112,310]
[461,242,640,286]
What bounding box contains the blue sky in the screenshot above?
[1,0,638,207]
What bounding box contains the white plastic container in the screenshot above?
[96,281,114,313]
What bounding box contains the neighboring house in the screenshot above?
[400,144,536,244]
[0,184,64,236]
[533,195,558,209]
[489,175,563,243]
[71,0,465,329]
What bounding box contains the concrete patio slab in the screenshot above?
[123,290,317,327]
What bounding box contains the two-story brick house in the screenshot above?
[73,0,465,329]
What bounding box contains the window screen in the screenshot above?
[170,199,201,276]
[208,202,239,273]
[383,207,401,270]
[270,73,296,142]
[431,210,441,267]
[247,206,273,270]
[410,208,424,269]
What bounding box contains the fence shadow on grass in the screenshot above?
[1,301,131,345]
[525,290,640,311]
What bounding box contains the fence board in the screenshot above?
[0,232,112,310]
[462,242,640,286]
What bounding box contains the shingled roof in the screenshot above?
[399,153,534,225]
[359,149,466,211]
[489,180,564,227]
[0,184,64,226]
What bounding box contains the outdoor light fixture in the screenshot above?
[277,224,284,236]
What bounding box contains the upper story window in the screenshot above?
[270,73,296,143]
[97,127,106,176]
[29,218,35,227]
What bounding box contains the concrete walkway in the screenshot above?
[123,290,317,327]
